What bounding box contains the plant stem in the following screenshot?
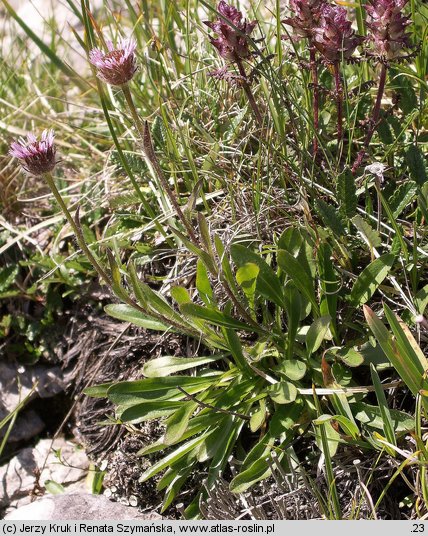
[352,63,388,174]
[333,62,343,143]
[236,59,263,127]
[310,45,319,155]
[121,84,199,245]
[43,172,113,287]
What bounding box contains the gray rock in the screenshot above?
[0,363,66,412]
[0,438,89,508]
[0,362,67,443]
[5,409,45,443]
[5,493,162,520]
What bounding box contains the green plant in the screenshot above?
[3,0,428,520]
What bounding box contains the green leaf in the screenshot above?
[406,144,427,186]
[119,401,183,423]
[393,73,418,115]
[269,398,305,436]
[278,227,303,255]
[236,262,259,312]
[284,283,303,359]
[318,243,338,340]
[84,383,113,398]
[363,305,428,402]
[142,354,224,378]
[349,253,395,306]
[353,402,414,433]
[231,244,284,307]
[206,418,244,489]
[180,303,263,334]
[337,168,357,218]
[415,285,428,315]
[139,434,211,483]
[334,347,364,368]
[306,316,331,355]
[250,400,266,432]
[229,458,271,494]
[196,259,214,306]
[105,304,169,331]
[44,480,66,495]
[313,414,359,440]
[315,200,346,237]
[164,402,198,445]
[278,359,307,381]
[370,364,397,447]
[277,250,318,313]
[267,382,298,404]
[383,305,428,373]
[351,215,382,249]
[0,265,18,293]
[314,418,341,457]
[388,181,417,218]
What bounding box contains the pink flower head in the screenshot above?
[313,4,364,63]
[89,37,138,86]
[366,0,411,60]
[282,0,326,40]
[204,1,257,61]
[10,129,56,176]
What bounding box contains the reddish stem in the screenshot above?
[333,62,343,143]
[310,45,319,155]
[236,59,263,127]
[352,63,388,174]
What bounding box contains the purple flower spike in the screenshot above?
[366,0,411,60]
[89,37,138,86]
[313,4,364,63]
[204,1,257,62]
[282,0,325,40]
[10,129,56,176]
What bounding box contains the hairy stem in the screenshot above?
[236,59,263,127]
[43,172,112,287]
[352,63,388,174]
[121,84,199,245]
[333,62,343,143]
[310,45,319,155]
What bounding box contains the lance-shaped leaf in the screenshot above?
[364,305,428,411]
[231,244,284,307]
[277,250,319,314]
[350,253,395,306]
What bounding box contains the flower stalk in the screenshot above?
[352,63,388,173]
[205,1,263,126]
[235,58,263,126]
[333,62,344,143]
[42,172,113,287]
[309,46,319,154]
[121,84,199,245]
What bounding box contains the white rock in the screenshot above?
[0,438,89,508]
[5,493,162,520]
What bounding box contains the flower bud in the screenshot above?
[366,0,411,60]
[10,129,56,176]
[282,0,325,40]
[313,4,364,63]
[89,37,138,86]
[204,1,257,61]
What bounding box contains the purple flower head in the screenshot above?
[10,129,56,176]
[366,0,411,60]
[313,4,364,63]
[89,37,138,86]
[204,1,257,62]
[282,0,325,40]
